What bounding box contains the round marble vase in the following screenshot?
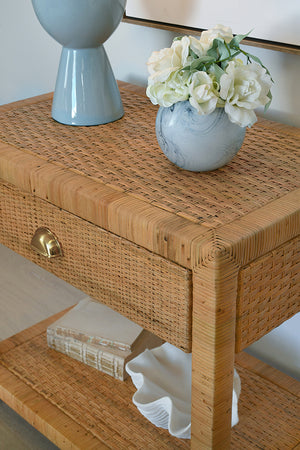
[32,0,127,126]
[156,101,246,172]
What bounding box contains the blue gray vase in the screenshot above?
[156,101,246,171]
[32,0,127,126]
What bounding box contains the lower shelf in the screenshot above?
[0,310,299,449]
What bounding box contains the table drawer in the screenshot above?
[0,180,192,351]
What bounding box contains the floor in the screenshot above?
[0,244,87,449]
[0,400,58,450]
[0,243,299,449]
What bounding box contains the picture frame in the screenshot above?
[124,0,300,55]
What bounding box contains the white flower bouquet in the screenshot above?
[146,25,273,128]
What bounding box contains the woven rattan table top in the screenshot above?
[0,84,299,229]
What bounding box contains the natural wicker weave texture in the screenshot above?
[0,181,192,351]
[236,236,300,350]
[0,89,298,229]
[0,313,299,449]
[0,83,299,448]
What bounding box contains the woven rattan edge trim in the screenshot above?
[191,188,300,269]
[2,133,298,270]
[0,145,206,269]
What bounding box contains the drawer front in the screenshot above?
[0,181,192,351]
[236,236,300,351]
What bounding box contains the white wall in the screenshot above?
[0,1,299,380]
[106,23,300,127]
[1,3,300,126]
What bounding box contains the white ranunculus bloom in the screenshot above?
[146,25,273,127]
[147,47,175,76]
[200,24,233,52]
[175,36,191,67]
[220,61,272,127]
[147,47,179,85]
[168,69,191,91]
[189,72,218,115]
[147,36,193,85]
[189,36,207,57]
[146,72,189,108]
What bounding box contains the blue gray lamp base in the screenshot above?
[52,46,124,126]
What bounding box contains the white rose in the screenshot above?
[188,71,218,115]
[200,24,233,52]
[147,47,179,85]
[147,36,192,85]
[220,61,272,127]
[173,36,191,66]
[188,36,207,57]
[147,47,175,76]
[168,69,191,91]
[146,83,172,107]
[146,70,190,107]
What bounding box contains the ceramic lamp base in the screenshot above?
[52,46,124,126]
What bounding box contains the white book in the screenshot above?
[47,329,163,381]
[47,298,144,352]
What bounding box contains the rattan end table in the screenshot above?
[0,82,299,448]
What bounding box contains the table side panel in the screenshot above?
[0,180,192,351]
[236,236,300,351]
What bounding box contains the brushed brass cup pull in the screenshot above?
[31,227,63,259]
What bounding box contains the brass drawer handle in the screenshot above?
[31,227,63,259]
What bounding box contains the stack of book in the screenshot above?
[47,298,163,380]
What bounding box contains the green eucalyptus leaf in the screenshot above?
[217,40,231,61]
[181,65,191,71]
[207,40,219,59]
[190,60,204,71]
[209,63,225,83]
[189,48,199,59]
[229,30,252,47]
[199,55,216,64]
[246,52,274,80]
[220,60,229,71]
[265,90,273,111]
[209,38,239,65]
[190,55,215,71]
[218,50,241,69]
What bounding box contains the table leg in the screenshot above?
[191,257,238,448]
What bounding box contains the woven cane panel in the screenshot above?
[0,181,192,351]
[236,236,300,351]
[0,89,299,228]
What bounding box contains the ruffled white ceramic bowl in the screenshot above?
[126,342,241,439]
